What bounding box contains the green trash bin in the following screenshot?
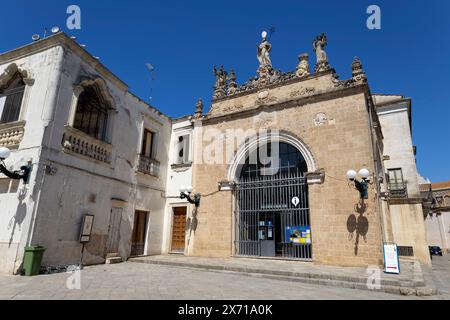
[23,246,46,276]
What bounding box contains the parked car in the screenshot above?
[429,246,443,257]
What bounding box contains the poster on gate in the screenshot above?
[383,243,400,274]
[285,226,311,244]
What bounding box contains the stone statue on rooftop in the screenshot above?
[194,98,203,119]
[313,33,331,73]
[213,65,227,88]
[296,53,310,78]
[257,31,272,68]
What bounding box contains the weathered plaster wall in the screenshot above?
[29,45,171,265]
[162,119,194,254]
[0,46,65,273]
[1,41,171,272]
[426,212,450,252]
[377,104,420,197]
[376,99,431,266]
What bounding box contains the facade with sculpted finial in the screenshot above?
[186,32,431,267]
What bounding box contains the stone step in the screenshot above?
[106,257,122,264]
[243,272,438,297]
[128,257,438,296]
[105,256,122,264]
[106,253,120,259]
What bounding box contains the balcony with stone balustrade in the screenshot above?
[0,120,26,149]
[61,125,113,164]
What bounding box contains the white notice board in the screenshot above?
[383,243,400,274]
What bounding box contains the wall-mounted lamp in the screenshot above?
[346,168,371,199]
[0,147,32,184]
[179,185,201,207]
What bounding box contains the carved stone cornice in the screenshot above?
[212,69,298,102]
[388,197,423,205]
[0,33,128,92]
[211,69,335,104]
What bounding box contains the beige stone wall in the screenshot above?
[191,85,385,267]
[389,203,431,266]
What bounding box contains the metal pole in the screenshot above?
[79,243,85,270]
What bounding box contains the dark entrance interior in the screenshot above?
[235,142,312,260]
[130,210,148,256]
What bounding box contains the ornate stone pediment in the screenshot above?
[207,75,332,117]
[0,63,34,87]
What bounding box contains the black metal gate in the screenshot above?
[234,169,312,260]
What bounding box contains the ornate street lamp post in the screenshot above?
[346,168,371,199]
[179,185,201,207]
[0,147,32,184]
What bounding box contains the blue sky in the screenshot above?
[1,0,449,182]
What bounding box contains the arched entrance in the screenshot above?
[234,141,312,260]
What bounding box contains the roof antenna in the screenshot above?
[145,63,156,101]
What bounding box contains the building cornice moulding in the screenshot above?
[0,33,128,92]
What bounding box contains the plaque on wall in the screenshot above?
[79,214,94,243]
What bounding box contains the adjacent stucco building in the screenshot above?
[423,181,450,253]
[374,94,430,264]
[0,33,171,274]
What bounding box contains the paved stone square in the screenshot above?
[429,254,450,296]
[0,259,448,300]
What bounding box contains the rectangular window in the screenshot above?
[0,87,24,124]
[0,96,6,119]
[141,129,154,158]
[388,168,404,190]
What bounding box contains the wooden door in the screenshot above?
[171,207,187,252]
[105,207,122,254]
[131,210,149,256]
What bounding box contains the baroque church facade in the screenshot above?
[0,31,430,274]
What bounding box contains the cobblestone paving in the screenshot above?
[0,262,444,300]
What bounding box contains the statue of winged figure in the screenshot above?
[257,31,272,68]
[213,65,227,88]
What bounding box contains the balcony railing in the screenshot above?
[138,155,160,177]
[0,121,26,148]
[388,182,408,198]
[61,125,113,164]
